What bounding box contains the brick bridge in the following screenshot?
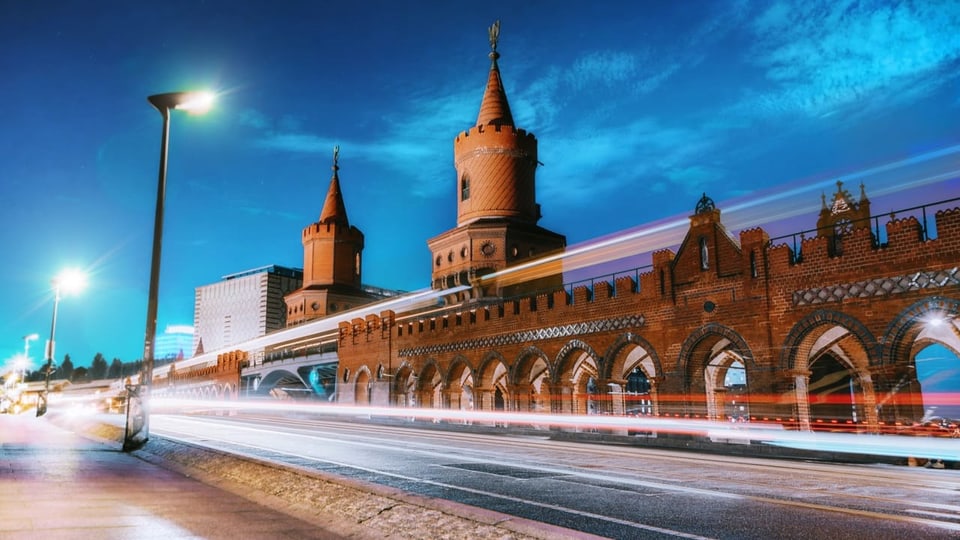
[335,191,960,433]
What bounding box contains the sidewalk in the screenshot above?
[0,413,345,540]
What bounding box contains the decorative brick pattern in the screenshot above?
[792,267,959,306]
[398,314,645,357]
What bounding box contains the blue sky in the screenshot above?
[1,0,959,369]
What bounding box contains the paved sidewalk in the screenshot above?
[0,413,345,540]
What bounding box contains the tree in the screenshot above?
[90,353,108,380]
[108,358,123,379]
[58,355,74,381]
[72,366,88,382]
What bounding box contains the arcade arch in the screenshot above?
[555,340,601,415]
[781,311,878,431]
[476,353,509,411]
[678,324,755,421]
[511,347,551,413]
[446,357,475,410]
[604,333,662,417]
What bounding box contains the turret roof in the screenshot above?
[476,20,514,127]
[319,146,349,226]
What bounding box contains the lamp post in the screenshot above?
[21,333,38,385]
[36,270,85,417]
[124,91,214,451]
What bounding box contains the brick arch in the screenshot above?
[883,296,960,367]
[444,355,475,388]
[780,310,879,370]
[477,351,508,387]
[353,365,372,383]
[510,345,550,386]
[417,358,443,385]
[602,332,663,381]
[553,339,601,384]
[677,323,756,377]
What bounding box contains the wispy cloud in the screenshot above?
[742,0,960,119]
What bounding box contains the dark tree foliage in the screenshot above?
[108,358,123,379]
[57,355,74,381]
[72,366,88,382]
[90,353,108,380]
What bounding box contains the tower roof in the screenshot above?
[476,20,514,127]
[319,145,349,226]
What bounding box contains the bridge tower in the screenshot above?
[427,21,566,301]
[284,147,373,325]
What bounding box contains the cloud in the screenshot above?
[742,0,960,119]
[255,132,332,153]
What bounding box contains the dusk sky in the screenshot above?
[1,1,959,369]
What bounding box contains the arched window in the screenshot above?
[699,237,709,270]
[460,174,470,201]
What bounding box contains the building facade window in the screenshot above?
[461,174,470,200]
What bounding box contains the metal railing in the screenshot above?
[768,196,960,263]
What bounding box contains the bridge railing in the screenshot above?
[768,196,960,264]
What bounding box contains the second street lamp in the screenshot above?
[124,91,214,451]
[36,269,86,417]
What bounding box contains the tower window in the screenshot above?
[699,237,709,270]
[461,174,470,201]
[750,251,758,278]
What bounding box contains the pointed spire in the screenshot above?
[319,145,350,226]
[476,20,514,127]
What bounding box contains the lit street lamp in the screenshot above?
[36,269,86,417]
[124,91,214,451]
[20,333,38,384]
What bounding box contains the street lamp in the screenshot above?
[124,90,215,451]
[21,333,38,385]
[36,269,86,417]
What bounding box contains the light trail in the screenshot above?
[147,413,960,535]
[151,398,960,461]
[137,284,470,379]
[480,143,960,288]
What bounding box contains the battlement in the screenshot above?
[303,222,363,240]
[454,124,537,160]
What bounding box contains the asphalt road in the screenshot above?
[150,412,960,539]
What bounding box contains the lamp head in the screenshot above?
[54,268,87,295]
[148,91,216,115]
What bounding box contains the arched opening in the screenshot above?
[782,313,878,431]
[477,357,509,412]
[355,370,370,405]
[705,352,749,422]
[447,361,475,411]
[494,387,505,410]
[417,363,442,409]
[606,334,661,417]
[624,367,653,416]
[565,350,600,416]
[512,350,550,413]
[808,353,859,429]
[915,343,960,424]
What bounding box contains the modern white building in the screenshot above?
[193,265,303,356]
[154,324,194,360]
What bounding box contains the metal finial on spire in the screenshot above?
[332,145,340,172]
[488,20,500,52]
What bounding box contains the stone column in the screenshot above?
[791,369,812,431]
